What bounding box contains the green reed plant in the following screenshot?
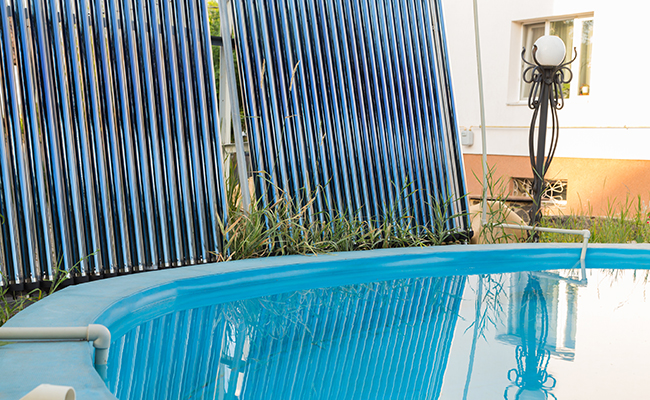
[217,174,468,261]
[46,251,98,295]
[539,194,650,244]
[0,251,98,327]
[473,163,650,245]
[0,279,41,327]
[0,214,37,326]
[473,164,529,244]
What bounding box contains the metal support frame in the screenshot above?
[472,0,489,227]
[218,0,251,210]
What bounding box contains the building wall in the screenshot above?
[464,154,650,217]
[441,0,650,216]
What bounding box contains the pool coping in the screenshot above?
[1,243,649,399]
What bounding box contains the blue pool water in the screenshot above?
[3,244,650,399]
[101,247,650,400]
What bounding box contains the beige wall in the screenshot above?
[464,154,650,216]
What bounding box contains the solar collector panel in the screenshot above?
[230,0,469,233]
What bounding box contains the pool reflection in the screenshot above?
[455,271,580,400]
[106,268,650,399]
[499,272,578,361]
[106,276,466,399]
[503,274,557,400]
[446,268,650,400]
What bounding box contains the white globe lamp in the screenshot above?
[534,35,566,67]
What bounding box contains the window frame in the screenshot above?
[515,14,594,102]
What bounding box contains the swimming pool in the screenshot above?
[2,244,650,399]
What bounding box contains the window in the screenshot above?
[511,177,567,205]
[520,23,545,100]
[519,17,593,100]
[578,20,594,96]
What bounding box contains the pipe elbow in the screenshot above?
[87,325,111,367]
[86,324,111,350]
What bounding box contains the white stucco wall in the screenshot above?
[441,0,650,160]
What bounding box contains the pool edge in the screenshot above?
[2,243,649,399]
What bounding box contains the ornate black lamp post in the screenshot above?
[522,36,576,240]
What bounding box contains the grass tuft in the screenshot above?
[217,175,468,261]
[540,194,650,244]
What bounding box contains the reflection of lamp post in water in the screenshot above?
[522,36,576,240]
[504,274,557,400]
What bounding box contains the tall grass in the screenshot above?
[0,252,97,327]
[539,194,650,243]
[472,164,531,244]
[4,162,646,327]
[217,176,468,261]
[0,283,41,327]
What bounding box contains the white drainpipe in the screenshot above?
[0,324,111,377]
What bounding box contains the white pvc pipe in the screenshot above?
[532,269,587,287]
[470,0,590,260]
[19,384,75,400]
[498,223,590,280]
[0,324,111,366]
